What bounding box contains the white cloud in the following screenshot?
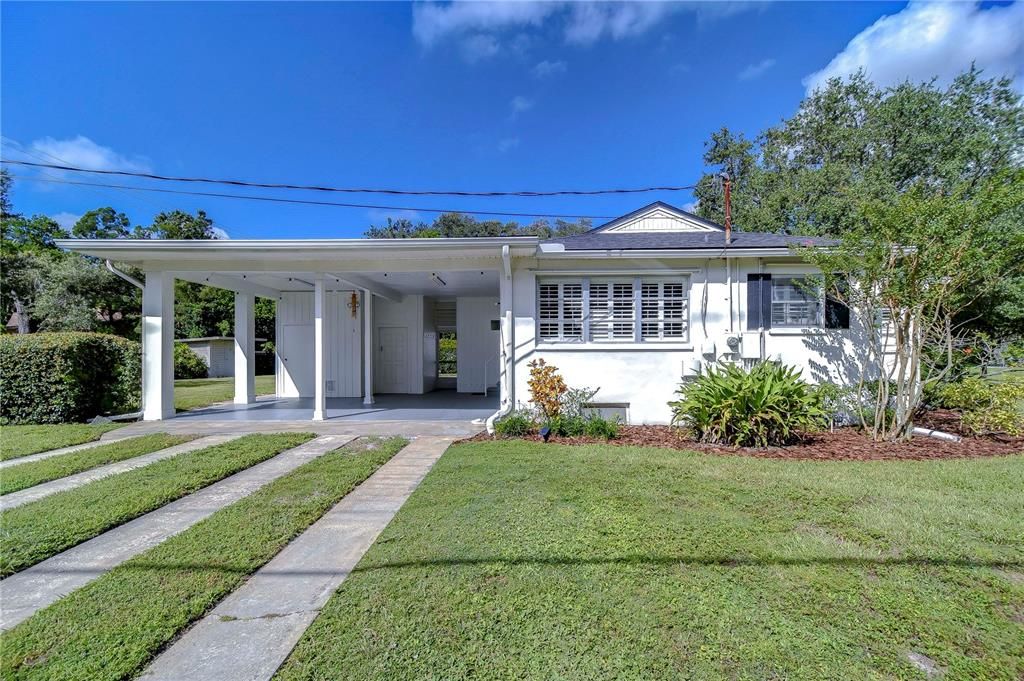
[533,59,567,78]
[738,58,776,81]
[51,212,81,230]
[367,208,423,224]
[564,2,677,44]
[30,135,151,173]
[461,33,501,62]
[498,137,521,153]
[804,1,1024,94]
[510,95,534,117]
[412,1,764,59]
[210,226,230,240]
[682,200,699,213]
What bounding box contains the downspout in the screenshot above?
[106,260,146,418]
[486,245,515,435]
[106,260,144,290]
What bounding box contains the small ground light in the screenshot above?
[539,426,552,442]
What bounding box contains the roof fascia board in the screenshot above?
[538,248,801,258]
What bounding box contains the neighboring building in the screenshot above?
[58,201,863,425]
[178,337,266,377]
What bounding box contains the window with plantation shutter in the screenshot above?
[641,280,688,340]
[538,276,689,344]
[589,280,634,341]
[538,281,583,341]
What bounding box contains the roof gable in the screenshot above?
[594,201,724,234]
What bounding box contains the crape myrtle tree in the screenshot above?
[691,68,1024,440]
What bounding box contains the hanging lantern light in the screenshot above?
[347,291,360,318]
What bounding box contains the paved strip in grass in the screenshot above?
[2,437,405,681]
[0,432,323,631]
[274,441,1024,681]
[0,433,200,500]
[142,436,454,681]
[0,433,308,577]
[0,424,125,462]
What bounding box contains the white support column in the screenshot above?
[142,270,175,421]
[313,275,326,421]
[362,290,374,405]
[498,247,514,410]
[233,292,256,405]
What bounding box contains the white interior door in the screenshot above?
[375,326,408,393]
[281,323,314,397]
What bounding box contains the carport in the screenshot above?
[56,236,536,422]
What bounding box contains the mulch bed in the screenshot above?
[461,412,1023,461]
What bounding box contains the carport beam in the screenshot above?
[234,292,256,404]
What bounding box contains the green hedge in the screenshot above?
[174,342,208,379]
[0,333,142,424]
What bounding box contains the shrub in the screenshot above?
[527,359,566,420]
[551,414,587,437]
[174,342,208,379]
[584,415,619,440]
[669,361,827,447]
[494,410,535,437]
[0,332,141,424]
[934,377,1024,436]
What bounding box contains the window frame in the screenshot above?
[770,275,824,329]
[536,275,691,346]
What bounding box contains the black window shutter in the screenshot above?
[824,276,850,329]
[825,295,850,329]
[746,273,772,330]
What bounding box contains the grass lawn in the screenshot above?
[0,433,194,496]
[174,374,276,411]
[0,424,125,461]
[2,437,407,681]
[277,441,1024,681]
[0,433,313,577]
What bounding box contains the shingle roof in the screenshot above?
[544,230,835,251]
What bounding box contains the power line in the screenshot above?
[0,139,236,234]
[11,175,619,220]
[1,158,697,197]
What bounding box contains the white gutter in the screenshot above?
[105,260,144,290]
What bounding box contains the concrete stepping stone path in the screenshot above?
[0,434,352,631]
[0,435,242,511]
[0,434,135,470]
[140,436,454,681]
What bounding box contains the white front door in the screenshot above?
[281,323,314,397]
[375,326,408,393]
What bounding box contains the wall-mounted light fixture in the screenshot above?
[347,291,360,318]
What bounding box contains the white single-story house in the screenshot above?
[58,201,864,426]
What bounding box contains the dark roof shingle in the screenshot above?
[544,231,834,251]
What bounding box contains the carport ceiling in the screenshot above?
[184,269,499,297]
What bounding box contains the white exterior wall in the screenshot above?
[456,297,500,394]
[276,290,362,398]
[508,255,869,425]
[373,295,425,394]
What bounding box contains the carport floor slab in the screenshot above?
[140,436,454,681]
[0,435,353,631]
[0,435,242,511]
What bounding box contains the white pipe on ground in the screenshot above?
[912,426,961,443]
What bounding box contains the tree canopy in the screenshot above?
[365,213,591,239]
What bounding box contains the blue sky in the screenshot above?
[2,1,1022,238]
